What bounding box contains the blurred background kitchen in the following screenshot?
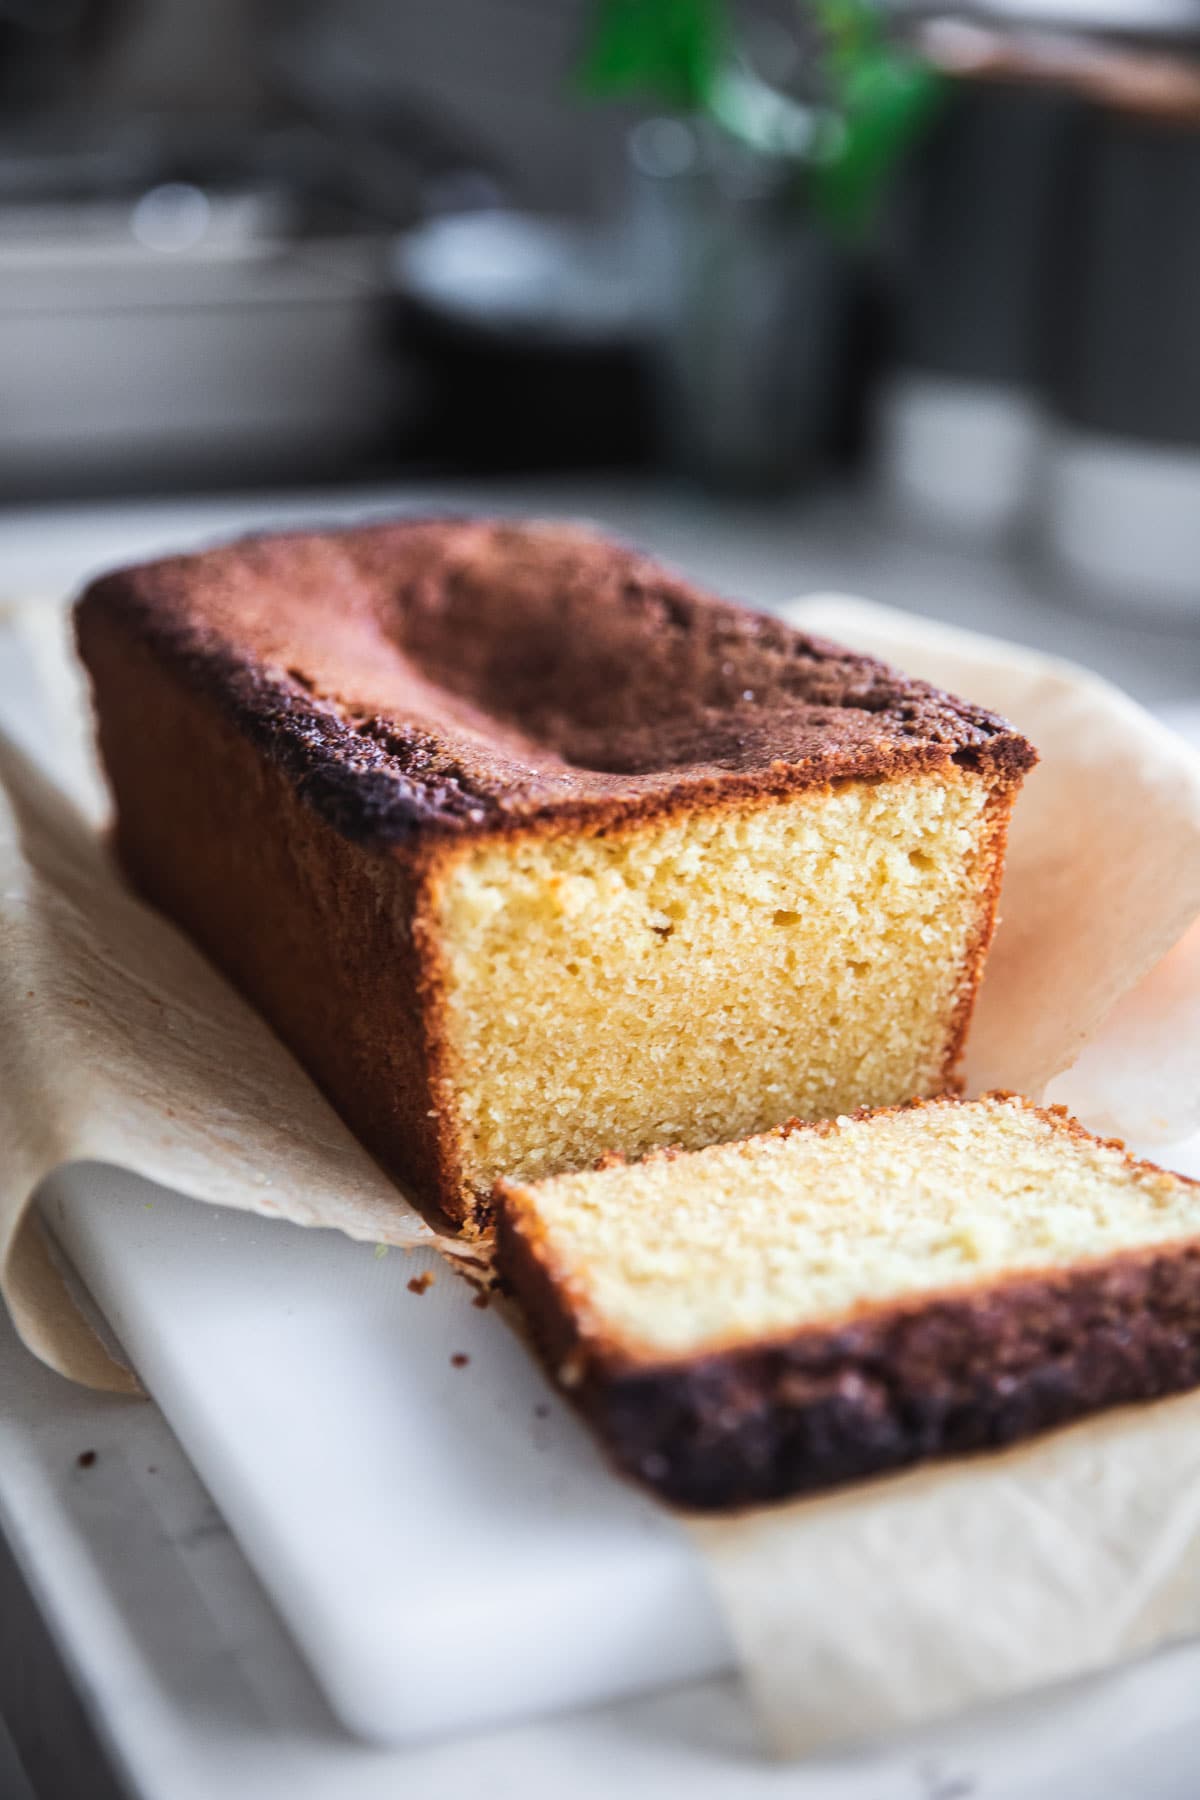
[0,0,1198,697]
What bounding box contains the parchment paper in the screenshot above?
[690,1389,1200,1756]
[0,601,479,1395]
[3,589,1200,1756]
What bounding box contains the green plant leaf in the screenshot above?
[579,0,727,112]
[812,53,945,233]
[578,0,942,233]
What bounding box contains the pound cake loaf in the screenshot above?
[496,1095,1200,1509]
[75,519,1034,1227]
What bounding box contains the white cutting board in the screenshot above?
[39,1164,732,1745]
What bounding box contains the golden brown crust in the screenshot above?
[935,789,1016,1090]
[75,601,467,1228]
[75,517,1036,852]
[495,1098,1200,1511]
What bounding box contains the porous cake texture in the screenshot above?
[497,1096,1200,1509]
[75,519,1034,1227]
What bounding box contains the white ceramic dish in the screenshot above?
[40,1166,731,1746]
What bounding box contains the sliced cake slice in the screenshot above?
[496,1095,1200,1510]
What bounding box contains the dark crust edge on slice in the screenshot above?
[494,1096,1200,1511]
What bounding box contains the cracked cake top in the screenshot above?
[77,517,1037,848]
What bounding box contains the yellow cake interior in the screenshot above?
[432,770,1001,1206]
[506,1098,1200,1359]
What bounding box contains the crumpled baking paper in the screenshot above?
[3,588,1200,1755]
[0,601,480,1395]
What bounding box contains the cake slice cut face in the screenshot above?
[496,1096,1200,1508]
[75,519,1035,1226]
[432,770,1004,1200]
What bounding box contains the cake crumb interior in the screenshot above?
[512,1099,1200,1358]
[434,773,997,1206]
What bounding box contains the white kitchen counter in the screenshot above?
[2,476,1199,1800]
